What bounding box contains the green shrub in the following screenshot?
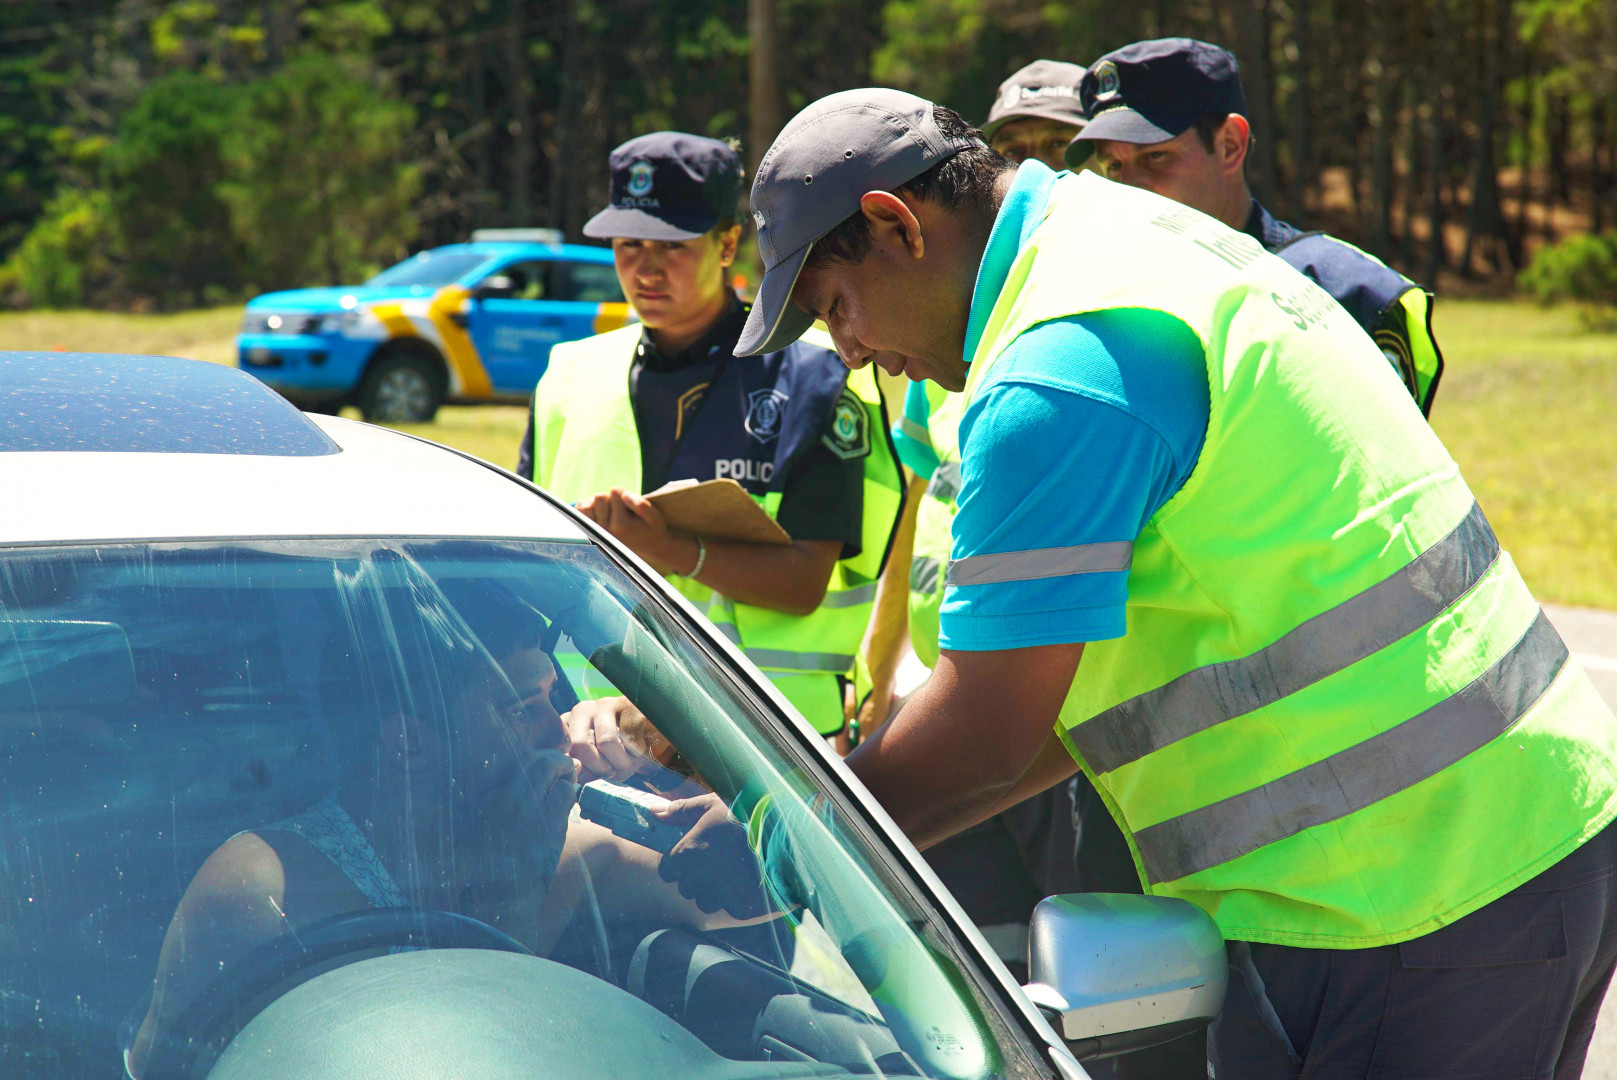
[1519,232,1617,314]
[219,56,420,290]
[106,72,245,308]
[0,188,120,308]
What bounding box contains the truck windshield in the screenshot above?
[367,250,492,288]
[0,537,1028,1080]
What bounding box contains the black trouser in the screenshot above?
[1212,818,1617,1078]
[1070,771,1209,1079]
[923,784,1081,982]
[1072,771,1138,893]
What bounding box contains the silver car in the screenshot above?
[0,351,1223,1080]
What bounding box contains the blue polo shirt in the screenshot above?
[939,163,1210,651]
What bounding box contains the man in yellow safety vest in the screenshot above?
[731,86,1617,1075]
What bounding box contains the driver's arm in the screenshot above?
[534,814,773,956]
[126,835,294,1078]
[844,643,1082,851]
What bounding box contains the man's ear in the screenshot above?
[858,190,925,259]
[718,223,742,267]
[1219,115,1252,177]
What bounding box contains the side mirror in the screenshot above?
[474,274,515,300]
[1021,893,1226,1061]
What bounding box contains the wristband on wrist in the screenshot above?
[687,538,708,579]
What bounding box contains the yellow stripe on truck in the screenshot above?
[593,302,633,334]
[370,303,417,339]
[426,285,494,398]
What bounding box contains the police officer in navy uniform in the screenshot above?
[517,133,904,742]
[1069,38,1445,416]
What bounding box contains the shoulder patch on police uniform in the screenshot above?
[822,389,870,461]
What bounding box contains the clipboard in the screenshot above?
[645,478,793,546]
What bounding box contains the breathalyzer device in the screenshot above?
[575,778,687,854]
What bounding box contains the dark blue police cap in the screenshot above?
[1067,38,1246,165]
[583,132,742,242]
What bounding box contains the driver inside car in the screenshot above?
[564,696,778,920]
[125,583,774,1079]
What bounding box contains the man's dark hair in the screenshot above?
[1192,112,1258,164]
[712,137,745,240]
[805,106,1013,268]
[1191,113,1229,153]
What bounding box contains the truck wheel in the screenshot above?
[357,350,443,424]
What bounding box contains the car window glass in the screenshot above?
[0,538,1033,1080]
[552,261,625,304]
[366,250,492,288]
[491,260,552,301]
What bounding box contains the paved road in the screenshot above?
[1547,605,1617,1078]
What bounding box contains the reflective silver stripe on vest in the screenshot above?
[911,556,943,596]
[819,582,879,609]
[745,648,858,673]
[1074,503,1499,776]
[899,417,933,448]
[1134,608,1569,884]
[946,541,1133,588]
[927,459,962,504]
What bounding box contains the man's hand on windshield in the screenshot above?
[654,792,771,919]
[562,696,675,781]
[576,488,699,577]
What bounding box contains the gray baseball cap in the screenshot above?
[982,60,1088,140]
[736,88,984,357]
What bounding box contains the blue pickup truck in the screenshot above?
[237,230,632,422]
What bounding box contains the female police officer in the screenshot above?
[517,132,903,738]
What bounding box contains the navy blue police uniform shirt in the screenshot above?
[516,298,865,556]
[1243,196,1441,414]
[1243,199,1412,326]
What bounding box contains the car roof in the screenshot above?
[434,240,615,264]
[0,352,586,546]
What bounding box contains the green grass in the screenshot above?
[0,306,243,367]
[0,304,533,472]
[1429,300,1617,610]
[383,406,529,473]
[6,299,1614,609]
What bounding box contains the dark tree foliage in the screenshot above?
[0,0,1610,307]
[105,72,242,307]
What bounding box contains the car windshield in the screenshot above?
[366,250,491,288]
[0,538,1034,1080]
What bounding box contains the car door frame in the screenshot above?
[462,256,573,397]
[415,433,1089,1080]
